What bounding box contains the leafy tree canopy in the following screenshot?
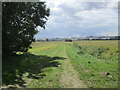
[2,2,50,56]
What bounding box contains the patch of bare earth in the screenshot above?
[60,46,87,88]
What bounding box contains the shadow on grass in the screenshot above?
[2,53,66,88]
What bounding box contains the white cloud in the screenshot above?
[97,30,118,36]
[36,0,119,39]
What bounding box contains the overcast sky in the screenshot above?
[35,0,119,39]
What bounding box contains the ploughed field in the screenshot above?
[2,40,119,88]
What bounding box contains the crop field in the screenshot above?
[2,40,119,88]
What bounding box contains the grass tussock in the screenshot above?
[66,41,118,88]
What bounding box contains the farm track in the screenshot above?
[59,44,87,88]
[46,43,87,88]
[3,41,118,88]
[2,42,88,88]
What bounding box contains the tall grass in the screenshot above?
[66,41,118,88]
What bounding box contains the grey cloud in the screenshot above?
[36,1,118,39]
[83,2,106,10]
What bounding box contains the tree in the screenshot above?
[2,2,50,56]
[65,39,72,42]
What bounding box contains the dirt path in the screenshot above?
[60,44,87,88]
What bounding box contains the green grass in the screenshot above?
[2,40,119,88]
[2,42,65,88]
[3,54,63,88]
[66,41,118,88]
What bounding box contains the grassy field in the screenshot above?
[68,40,118,88]
[2,40,119,88]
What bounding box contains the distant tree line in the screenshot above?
[36,36,120,42]
[65,39,72,42]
